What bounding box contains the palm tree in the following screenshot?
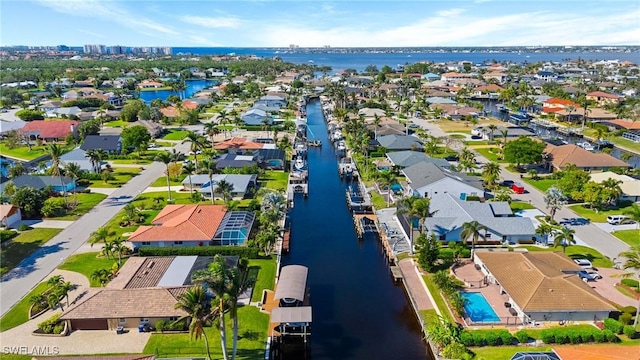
[482,162,501,190]
[372,113,381,139]
[535,222,555,244]
[86,149,107,174]
[500,129,509,149]
[601,178,623,206]
[215,180,234,206]
[618,245,640,327]
[155,151,177,203]
[47,143,67,201]
[261,118,271,138]
[593,127,606,150]
[182,131,207,169]
[91,268,112,287]
[54,281,74,309]
[110,237,128,266]
[553,226,576,253]
[217,109,229,138]
[199,158,218,204]
[623,203,640,243]
[397,196,419,254]
[486,124,498,142]
[183,162,196,194]
[64,162,83,204]
[174,285,214,360]
[411,198,433,236]
[375,170,396,207]
[544,186,568,221]
[204,122,221,151]
[226,266,252,360]
[461,220,487,260]
[89,226,114,247]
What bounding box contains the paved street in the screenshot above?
[0,142,190,316]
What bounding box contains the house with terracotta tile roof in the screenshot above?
[128,204,255,249]
[472,84,503,98]
[474,251,615,323]
[20,120,79,142]
[586,91,622,106]
[541,98,580,114]
[544,144,629,172]
[214,137,265,154]
[138,80,163,89]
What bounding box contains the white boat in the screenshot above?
[576,142,595,151]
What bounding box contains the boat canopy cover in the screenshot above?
[271,306,313,324]
[274,265,308,301]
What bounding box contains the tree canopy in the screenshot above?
[503,136,545,167]
[120,125,151,152]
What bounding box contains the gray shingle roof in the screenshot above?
[402,162,483,191]
[1,175,74,192]
[80,135,121,152]
[386,151,450,169]
[377,135,423,151]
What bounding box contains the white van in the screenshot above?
[574,259,593,269]
[607,215,632,225]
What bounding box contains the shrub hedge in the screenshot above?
[460,330,513,347]
[515,329,530,344]
[624,325,638,339]
[137,246,260,258]
[540,326,619,344]
[604,318,624,334]
[621,279,639,288]
[37,313,63,334]
[0,229,18,244]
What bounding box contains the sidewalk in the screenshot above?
[398,259,437,313]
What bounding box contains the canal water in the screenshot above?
[283,98,429,359]
[138,79,218,103]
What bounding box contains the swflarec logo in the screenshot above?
[3,346,60,355]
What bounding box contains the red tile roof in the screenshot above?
[545,144,629,169]
[553,345,640,360]
[543,98,580,107]
[20,120,79,139]
[607,119,640,130]
[587,91,621,99]
[160,106,179,118]
[182,100,199,110]
[214,137,264,150]
[128,204,227,242]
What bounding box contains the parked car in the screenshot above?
[578,270,596,282]
[148,143,158,149]
[587,271,602,280]
[607,215,634,225]
[574,259,593,269]
[444,154,459,161]
[188,150,202,155]
[511,182,525,194]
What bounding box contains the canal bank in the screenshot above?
[282,98,430,359]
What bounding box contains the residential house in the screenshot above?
[590,172,640,202]
[255,148,287,170]
[474,251,615,322]
[535,71,559,82]
[0,204,21,228]
[47,106,83,119]
[60,148,100,173]
[402,162,484,199]
[214,153,258,170]
[376,135,423,151]
[586,91,622,106]
[440,72,473,83]
[431,104,479,120]
[241,108,269,126]
[541,98,580,115]
[483,72,509,83]
[472,84,503,99]
[255,94,286,108]
[386,151,451,169]
[544,144,629,172]
[80,135,122,154]
[414,193,535,243]
[426,97,457,105]
[0,174,76,193]
[20,120,79,142]
[138,80,163,89]
[181,174,257,199]
[421,73,440,82]
[214,137,264,155]
[128,204,255,249]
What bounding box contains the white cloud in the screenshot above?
[180,15,241,28]
[436,8,465,17]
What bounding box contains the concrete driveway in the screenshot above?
[586,267,638,308]
[19,219,74,229]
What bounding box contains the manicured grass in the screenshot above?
[110,159,152,165]
[0,143,48,161]
[615,284,639,300]
[471,346,552,360]
[568,200,635,223]
[475,147,506,163]
[510,201,536,212]
[154,141,175,147]
[449,134,468,139]
[422,273,454,322]
[58,251,126,287]
[396,252,411,261]
[89,167,142,188]
[260,171,288,191]
[247,256,277,303]
[520,245,614,268]
[0,355,32,360]
[370,191,389,210]
[524,324,597,339]
[0,281,50,332]
[48,192,107,220]
[102,120,130,128]
[143,306,269,359]
[522,178,557,192]
[420,309,438,326]
[609,136,640,153]
[0,228,62,277]
[151,174,188,187]
[162,130,190,140]
[612,229,640,247]
[139,86,172,91]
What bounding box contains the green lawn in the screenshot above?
[0,143,72,161]
[0,228,62,277]
[260,171,288,192]
[471,346,552,360]
[522,178,557,192]
[568,201,635,223]
[162,130,190,140]
[102,120,130,128]
[612,229,640,247]
[247,256,277,302]
[0,281,50,332]
[143,306,268,359]
[520,245,614,268]
[609,136,640,153]
[510,201,536,212]
[420,309,438,327]
[474,147,506,163]
[58,252,126,287]
[422,273,454,322]
[110,159,152,165]
[47,192,107,220]
[89,167,142,188]
[151,174,188,187]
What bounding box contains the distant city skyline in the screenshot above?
[2,0,639,47]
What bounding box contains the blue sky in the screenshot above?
[1,0,639,47]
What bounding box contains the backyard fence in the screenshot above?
[465,316,524,327]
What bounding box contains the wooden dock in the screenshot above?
[353,214,377,238]
[282,229,291,253]
[390,266,403,281]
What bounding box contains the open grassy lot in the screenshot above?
[48,192,107,220]
[474,147,506,163]
[568,201,635,223]
[143,306,269,359]
[162,129,190,140]
[89,167,142,188]
[0,143,73,161]
[260,171,288,191]
[522,178,557,192]
[247,256,277,303]
[58,252,127,287]
[0,228,62,277]
[510,201,536,212]
[370,190,388,210]
[102,119,130,128]
[471,345,553,360]
[519,245,614,268]
[437,118,505,133]
[0,281,50,332]
[612,229,640,247]
[151,174,188,187]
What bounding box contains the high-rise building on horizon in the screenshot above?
[110,45,127,55]
[83,44,106,54]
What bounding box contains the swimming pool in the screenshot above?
[461,292,501,323]
[390,183,403,193]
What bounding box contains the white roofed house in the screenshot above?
[402,162,484,199]
[181,174,258,200]
[241,108,269,126]
[589,172,640,202]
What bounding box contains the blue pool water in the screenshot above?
[390,183,403,192]
[378,166,390,171]
[461,292,501,323]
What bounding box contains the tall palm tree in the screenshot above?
[155,151,177,203]
[553,226,576,253]
[199,158,218,205]
[226,266,251,360]
[217,109,229,138]
[593,127,606,150]
[86,149,107,174]
[535,222,555,244]
[215,180,234,206]
[204,122,221,151]
[375,170,396,207]
[89,226,114,247]
[618,245,640,327]
[183,162,196,194]
[64,162,83,204]
[261,118,271,138]
[482,162,501,190]
[487,124,498,142]
[47,143,67,201]
[623,203,640,243]
[500,129,509,149]
[110,237,128,266]
[182,132,207,169]
[601,178,623,206]
[174,285,214,360]
[461,220,487,260]
[411,198,433,236]
[397,196,419,254]
[372,113,381,139]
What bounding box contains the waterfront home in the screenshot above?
[214,137,265,154]
[214,153,258,170]
[80,135,122,154]
[0,204,21,228]
[544,144,629,172]
[0,174,76,193]
[137,80,163,89]
[255,94,287,108]
[402,162,484,199]
[386,150,451,169]
[181,174,257,199]
[255,148,286,170]
[535,71,559,82]
[425,96,457,105]
[472,84,503,98]
[586,91,622,106]
[589,171,640,202]
[440,72,473,82]
[541,98,580,114]
[416,193,535,243]
[376,134,423,151]
[421,73,440,82]
[60,148,101,173]
[241,108,270,126]
[474,251,615,323]
[128,204,255,249]
[20,120,79,142]
[430,104,479,120]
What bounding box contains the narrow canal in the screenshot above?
[283,98,430,359]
